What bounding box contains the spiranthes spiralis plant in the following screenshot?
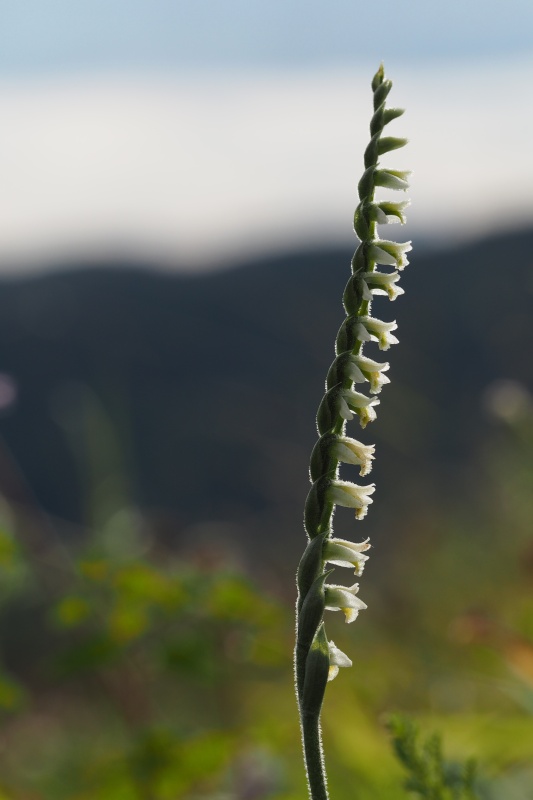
[294,63,411,800]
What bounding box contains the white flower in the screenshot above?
[352,355,390,394]
[325,583,368,623]
[341,355,390,394]
[374,169,411,191]
[357,316,399,351]
[369,240,412,270]
[330,436,375,476]
[327,640,352,681]
[377,200,410,225]
[367,201,410,226]
[338,388,380,427]
[326,479,375,520]
[324,537,371,576]
[362,271,404,302]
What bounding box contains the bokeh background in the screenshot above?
[0,2,533,798]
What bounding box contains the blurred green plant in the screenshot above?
[1,393,533,798]
[0,497,293,800]
[388,716,480,800]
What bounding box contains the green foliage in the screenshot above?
[388,717,480,800]
[1,406,533,797]
[0,502,291,799]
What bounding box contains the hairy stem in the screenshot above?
[302,712,329,800]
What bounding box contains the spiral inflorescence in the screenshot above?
[295,64,411,800]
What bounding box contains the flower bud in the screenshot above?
[377,136,408,156]
[373,79,392,110]
[382,107,405,125]
[371,63,385,92]
[374,169,410,191]
[327,640,352,681]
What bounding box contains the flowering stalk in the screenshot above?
[295,64,411,800]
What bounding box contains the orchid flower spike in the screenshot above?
[294,63,411,800]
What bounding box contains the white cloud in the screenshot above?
[0,59,532,272]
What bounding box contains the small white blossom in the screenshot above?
[352,355,390,394]
[369,240,412,270]
[327,640,352,681]
[327,479,375,520]
[324,537,371,576]
[362,271,404,301]
[374,169,411,191]
[330,436,375,476]
[325,583,368,623]
[377,200,410,224]
[339,388,380,427]
[357,316,399,351]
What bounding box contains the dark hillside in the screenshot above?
[0,227,531,564]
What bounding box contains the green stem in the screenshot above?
[301,711,329,800]
[295,641,306,703]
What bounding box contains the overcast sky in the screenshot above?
[1,1,532,270]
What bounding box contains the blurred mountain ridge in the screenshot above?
[0,225,531,560]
